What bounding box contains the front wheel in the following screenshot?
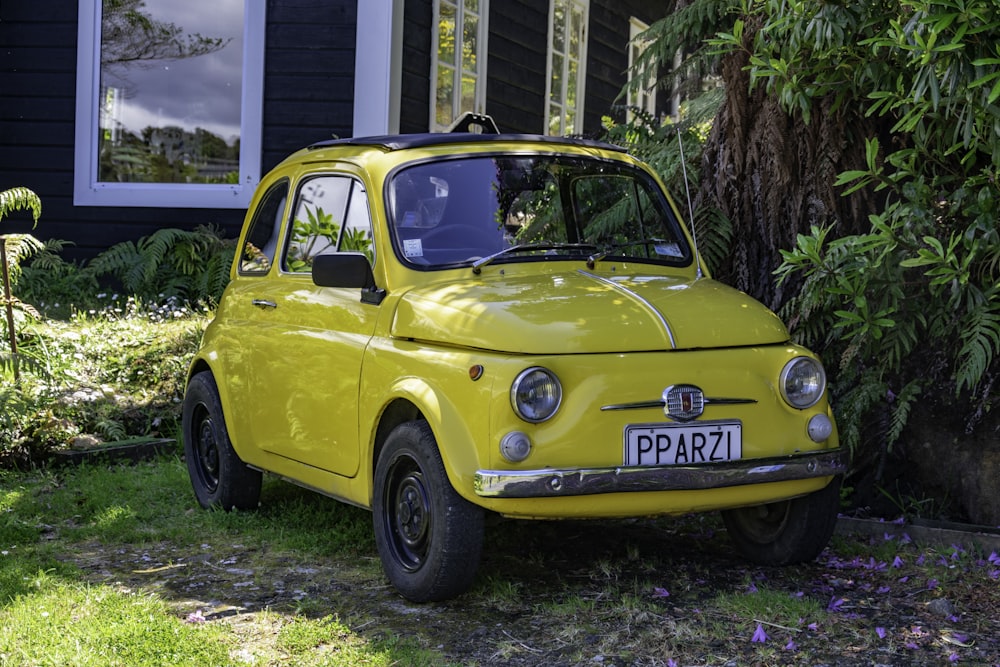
[182,371,262,511]
[721,478,841,565]
[373,420,484,602]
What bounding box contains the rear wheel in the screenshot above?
[182,371,262,510]
[722,478,840,565]
[373,420,484,602]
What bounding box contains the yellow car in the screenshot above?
[182,129,846,602]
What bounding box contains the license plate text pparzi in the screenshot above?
[624,421,742,466]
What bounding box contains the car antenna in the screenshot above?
[675,123,703,279]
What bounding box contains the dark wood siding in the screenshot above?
[584,0,665,136]
[0,0,358,262]
[485,0,550,134]
[263,0,358,169]
[399,0,433,133]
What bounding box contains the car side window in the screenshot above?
[239,180,289,274]
[284,175,374,273]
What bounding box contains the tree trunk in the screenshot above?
[693,28,877,312]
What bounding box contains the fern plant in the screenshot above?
[89,224,236,305]
[1,187,45,381]
[601,106,733,275]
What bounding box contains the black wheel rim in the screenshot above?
[731,501,791,544]
[383,455,432,572]
[192,403,221,493]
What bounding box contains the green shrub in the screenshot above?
[710,0,1000,463]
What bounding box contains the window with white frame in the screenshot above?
[74,0,265,208]
[627,17,657,122]
[431,0,490,131]
[545,0,588,136]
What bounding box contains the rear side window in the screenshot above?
[239,180,289,274]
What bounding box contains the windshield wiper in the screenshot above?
[471,243,598,274]
[586,238,673,269]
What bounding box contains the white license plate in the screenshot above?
[624,421,742,466]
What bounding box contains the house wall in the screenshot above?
[0,0,358,262]
[587,0,666,132]
[1,0,666,261]
[399,0,433,133]
[400,0,666,136]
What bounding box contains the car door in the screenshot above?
[242,171,379,477]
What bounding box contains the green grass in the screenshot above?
[2,303,998,665]
[0,461,445,666]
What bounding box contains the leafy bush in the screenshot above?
[601,102,733,275]
[0,304,209,469]
[87,224,236,306]
[711,0,1000,464]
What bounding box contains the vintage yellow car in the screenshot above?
[182,128,847,602]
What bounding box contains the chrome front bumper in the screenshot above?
[474,448,847,498]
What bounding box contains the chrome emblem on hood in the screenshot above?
[663,384,704,422]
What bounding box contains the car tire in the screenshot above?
[721,477,841,566]
[182,371,262,511]
[373,420,485,602]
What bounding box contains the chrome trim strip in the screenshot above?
[474,449,846,498]
[577,270,676,348]
[600,397,758,411]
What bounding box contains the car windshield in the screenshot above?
[388,154,692,269]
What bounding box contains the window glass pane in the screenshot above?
[550,53,565,105]
[570,5,584,58]
[465,0,479,14]
[437,1,457,66]
[553,3,566,55]
[436,64,456,126]
[548,103,562,134]
[341,182,375,263]
[461,75,477,114]
[240,181,288,274]
[462,12,479,75]
[98,0,244,184]
[285,177,352,273]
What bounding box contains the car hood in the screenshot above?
[390,270,789,354]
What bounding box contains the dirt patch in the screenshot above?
[63,516,1000,666]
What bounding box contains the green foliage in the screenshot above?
[1,310,208,467]
[2,187,46,383]
[286,205,373,271]
[623,0,740,108]
[717,0,1000,458]
[88,224,235,305]
[15,240,102,318]
[0,187,41,226]
[601,106,733,274]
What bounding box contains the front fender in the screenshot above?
[361,344,496,505]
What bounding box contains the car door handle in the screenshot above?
[252,299,277,309]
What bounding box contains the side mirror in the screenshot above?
[312,254,386,304]
[312,253,374,289]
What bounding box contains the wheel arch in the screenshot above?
[184,357,244,459]
[368,378,487,506]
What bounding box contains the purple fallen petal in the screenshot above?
[876,627,886,639]
[751,624,768,643]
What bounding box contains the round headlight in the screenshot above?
[510,367,562,423]
[780,357,827,409]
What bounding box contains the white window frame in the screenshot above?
[429,0,490,132]
[73,0,265,208]
[544,0,589,136]
[627,17,657,122]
